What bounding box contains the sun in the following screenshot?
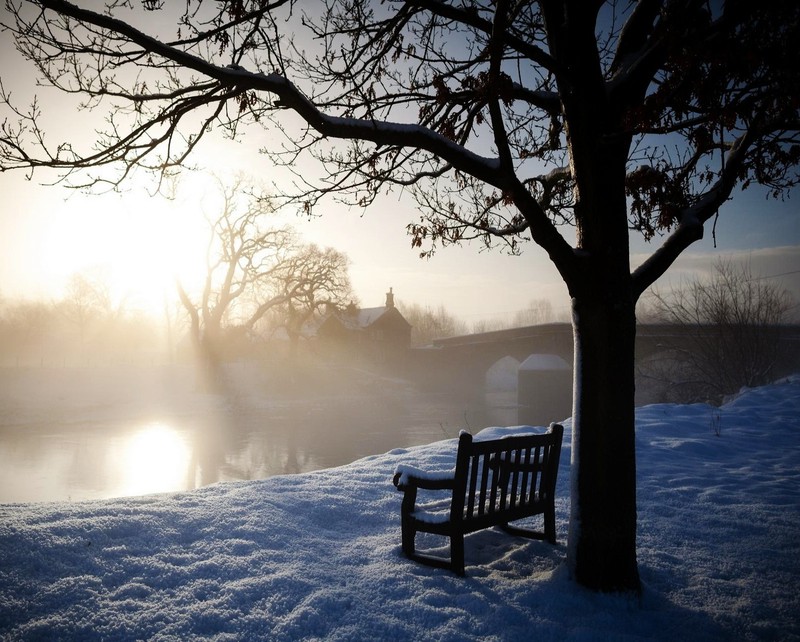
[104,195,211,317]
[41,176,212,319]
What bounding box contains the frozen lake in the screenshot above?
[0,364,518,503]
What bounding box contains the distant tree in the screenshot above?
[399,301,468,346]
[471,317,509,334]
[59,269,117,353]
[513,299,555,327]
[0,287,161,365]
[3,0,800,592]
[269,244,354,358]
[0,299,55,365]
[471,298,555,334]
[176,178,352,372]
[642,259,794,404]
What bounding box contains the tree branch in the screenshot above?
[405,0,562,74]
[631,123,763,298]
[21,0,521,193]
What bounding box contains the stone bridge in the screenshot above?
[403,322,800,423]
[407,323,694,384]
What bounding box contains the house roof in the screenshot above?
[318,303,412,334]
[355,306,390,327]
[325,306,389,331]
[316,289,412,335]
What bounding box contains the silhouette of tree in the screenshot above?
[0,285,159,366]
[513,299,555,327]
[399,301,468,346]
[268,244,354,359]
[0,299,54,365]
[176,177,352,373]
[60,270,116,351]
[2,0,799,591]
[642,259,794,403]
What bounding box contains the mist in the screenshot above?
[0,287,523,503]
[0,360,518,503]
[3,276,799,504]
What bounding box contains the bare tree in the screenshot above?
[399,301,468,346]
[642,259,794,404]
[269,244,354,358]
[176,178,295,367]
[0,298,55,365]
[471,317,509,334]
[176,178,352,372]
[0,288,160,366]
[60,269,117,353]
[2,1,799,591]
[513,299,554,327]
[469,299,555,334]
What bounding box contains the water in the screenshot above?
[0,364,519,503]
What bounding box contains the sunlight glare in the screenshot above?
[40,174,212,319]
[116,422,191,497]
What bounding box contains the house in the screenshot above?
[316,288,412,362]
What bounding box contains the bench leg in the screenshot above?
[500,513,558,545]
[400,490,417,557]
[401,519,416,557]
[450,533,465,576]
[544,502,556,544]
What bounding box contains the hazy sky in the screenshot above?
[0,6,798,326]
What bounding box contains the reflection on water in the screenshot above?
[0,421,192,503]
[0,365,522,504]
[116,423,191,498]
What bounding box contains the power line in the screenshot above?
[755,270,800,280]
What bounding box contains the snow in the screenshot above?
[2,376,799,641]
[393,463,455,487]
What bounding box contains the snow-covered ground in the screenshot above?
[1,375,798,641]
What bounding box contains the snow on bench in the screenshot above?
[392,424,564,575]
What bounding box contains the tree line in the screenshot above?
[0,271,162,367]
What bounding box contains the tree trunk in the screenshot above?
[568,293,640,592]
[197,327,224,392]
[552,48,640,586]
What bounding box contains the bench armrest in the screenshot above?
[393,464,456,491]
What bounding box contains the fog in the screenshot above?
[3,282,799,504]
[0,361,520,504]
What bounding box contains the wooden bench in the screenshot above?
[392,424,564,575]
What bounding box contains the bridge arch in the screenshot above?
[485,355,520,392]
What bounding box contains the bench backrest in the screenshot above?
[450,424,564,528]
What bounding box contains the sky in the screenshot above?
[1,372,798,639]
[0,6,798,326]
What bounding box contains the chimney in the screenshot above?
[385,287,395,308]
